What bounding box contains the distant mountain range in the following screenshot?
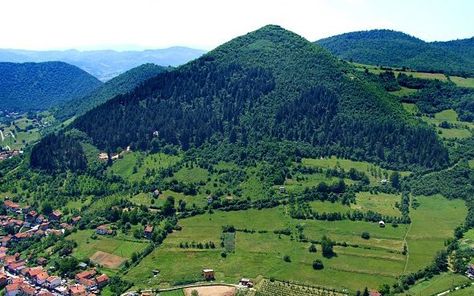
[0,47,205,81]
[0,61,102,112]
[316,30,474,77]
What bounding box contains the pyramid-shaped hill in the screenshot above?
[40,25,447,170]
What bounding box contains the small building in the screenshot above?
[69,284,87,296]
[35,271,49,286]
[37,257,48,266]
[239,278,254,288]
[49,210,62,221]
[96,274,109,288]
[71,216,82,225]
[45,276,61,289]
[379,220,385,228]
[370,291,382,296]
[75,269,97,281]
[98,153,108,161]
[202,268,215,281]
[5,283,20,296]
[144,225,154,239]
[96,225,113,235]
[0,272,8,287]
[466,264,474,279]
[3,200,20,213]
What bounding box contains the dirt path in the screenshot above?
[0,130,4,141]
[184,285,236,296]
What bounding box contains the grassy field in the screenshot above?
[400,273,471,296]
[402,103,420,115]
[124,194,466,292]
[468,160,474,169]
[0,116,42,150]
[302,157,410,185]
[352,192,401,217]
[404,195,467,272]
[67,229,149,265]
[108,152,182,182]
[160,289,185,296]
[352,63,474,88]
[446,285,474,296]
[421,109,473,139]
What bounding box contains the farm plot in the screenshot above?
[400,272,471,296]
[90,251,126,269]
[352,192,401,217]
[184,286,235,296]
[66,229,149,267]
[256,279,344,296]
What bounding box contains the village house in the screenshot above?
[69,284,87,296]
[37,257,48,266]
[35,271,49,286]
[25,210,38,223]
[60,222,74,231]
[38,290,54,296]
[25,266,44,280]
[75,269,97,281]
[202,268,215,280]
[96,274,109,288]
[1,235,12,247]
[45,275,61,289]
[78,277,96,290]
[6,260,26,274]
[3,200,20,213]
[71,216,81,225]
[144,224,154,239]
[98,152,108,161]
[379,220,385,228]
[49,210,62,222]
[5,283,20,296]
[96,225,113,235]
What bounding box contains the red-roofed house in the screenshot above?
[49,210,62,221]
[75,269,97,281]
[370,291,382,296]
[0,272,8,287]
[5,283,20,296]
[69,284,86,296]
[3,200,20,213]
[144,224,154,239]
[19,284,35,296]
[45,275,61,289]
[35,271,49,285]
[96,274,109,288]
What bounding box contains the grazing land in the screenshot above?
[400,273,471,296]
[123,194,466,293]
[421,109,473,139]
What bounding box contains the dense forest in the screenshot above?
[0,61,102,111]
[316,30,474,77]
[55,63,168,120]
[38,25,449,172]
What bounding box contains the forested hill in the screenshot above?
[55,63,168,121]
[32,25,448,172]
[316,30,474,77]
[0,61,102,112]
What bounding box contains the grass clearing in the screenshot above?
[352,192,401,217]
[404,195,467,272]
[401,273,471,296]
[402,103,419,115]
[66,229,149,266]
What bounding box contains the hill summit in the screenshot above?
[32,25,447,171]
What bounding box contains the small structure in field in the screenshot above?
[379,220,385,228]
[202,268,215,280]
[466,264,474,279]
[239,278,254,287]
[144,225,154,239]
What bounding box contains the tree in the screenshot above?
[361,232,370,240]
[312,259,324,270]
[390,171,401,190]
[308,244,317,253]
[162,196,176,216]
[321,235,335,258]
[363,287,370,296]
[283,255,291,262]
[191,290,199,296]
[41,202,53,215]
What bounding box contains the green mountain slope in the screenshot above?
[0,61,102,111]
[32,25,448,172]
[55,63,168,120]
[316,30,474,77]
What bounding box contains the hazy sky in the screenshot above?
[1,0,472,51]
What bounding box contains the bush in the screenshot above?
[283,255,291,262]
[312,259,324,270]
[361,231,370,240]
[309,243,317,253]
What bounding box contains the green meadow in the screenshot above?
[124,194,466,293]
